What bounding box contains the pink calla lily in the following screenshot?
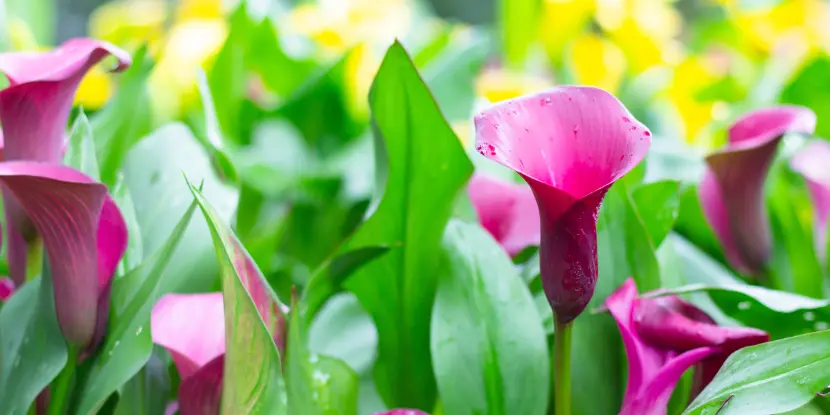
[0,38,131,287]
[473,86,651,322]
[790,140,830,259]
[607,279,769,415]
[0,161,127,348]
[151,242,285,415]
[700,106,816,275]
[468,173,540,256]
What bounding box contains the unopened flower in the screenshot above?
[700,106,816,275]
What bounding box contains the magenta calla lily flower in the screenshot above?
[0,277,13,301]
[790,140,830,258]
[0,161,127,348]
[468,173,540,256]
[700,106,816,275]
[607,279,769,415]
[0,38,131,286]
[151,242,285,415]
[473,86,651,322]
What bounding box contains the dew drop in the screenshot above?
[643,131,651,137]
[541,97,553,106]
[136,326,144,335]
[630,126,638,132]
[619,155,625,161]
[622,116,631,123]
[804,312,816,322]
[737,301,751,310]
[815,321,829,331]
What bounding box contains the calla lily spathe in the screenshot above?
[467,173,540,256]
[607,279,768,415]
[700,106,816,275]
[790,140,830,258]
[0,39,131,350]
[474,86,651,322]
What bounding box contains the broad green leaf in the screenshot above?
[571,181,659,415]
[675,185,727,264]
[123,123,238,293]
[0,263,66,415]
[342,41,473,410]
[65,110,101,180]
[208,3,252,144]
[112,350,171,415]
[683,331,830,415]
[287,301,359,415]
[191,69,239,185]
[631,180,681,247]
[75,201,197,415]
[112,178,143,272]
[767,162,823,298]
[781,56,830,138]
[302,246,391,321]
[4,0,53,45]
[499,0,540,66]
[90,44,154,186]
[189,182,287,414]
[248,18,318,99]
[649,284,830,340]
[431,221,548,415]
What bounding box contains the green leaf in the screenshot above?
[287,300,359,415]
[342,41,473,410]
[683,331,830,415]
[112,351,171,415]
[570,181,659,415]
[3,0,54,45]
[248,18,318,99]
[431,220,548,415]
[65,110,101,180]
[91,44,154,186]
[302,246,391,321]
[422,29,490,121]
[191,69,239,185]
[675,184,726,264]
[499,0,540,66]
[0,263,67,415]
[123,123,238,293]
[781,56,830,138]
[188,182,287,414]
[111,178,143,272]
[208,4,253,143]
[74,200,197,415]
[631,180,680,247]
[650,284,830,340]
[767,161,823,298]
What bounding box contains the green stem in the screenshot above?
[48,347,77,415]
[551,318,573,415]
[26,237,43,282]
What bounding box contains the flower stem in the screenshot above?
[47,347,77,415]
[551,318,573,415]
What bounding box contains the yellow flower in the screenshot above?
[539,0,595,64]
[662,56,725,146]
[8,18,41,51]
[569,34,626,93]
[75,66,115,110]
[149,19,227,119]
[285,0,413,55]
[728,0,830,55]
[475,69,550,103]
[88,0,167,54]
[598,0,683,72]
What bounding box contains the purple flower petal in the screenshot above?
[178,355,223,415]
[0,161,127,347]
[151,293,225,379]
[474,86,651,322]
[790,140,830,258]
[700,106,816,274]
[467,174,540,256]
[0,38,131,163]
[0,38,131,287]
[0,277,13,301]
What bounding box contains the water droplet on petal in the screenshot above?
[541,97,553,106]
[804,312,816,322]
[643,130,651,137]
[737,301,751,310]
[816,321,829,331]
[622,117,631,123]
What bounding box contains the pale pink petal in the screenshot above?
[790,140,830,258]
[467,174,540,256]
[151,293,225,380]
